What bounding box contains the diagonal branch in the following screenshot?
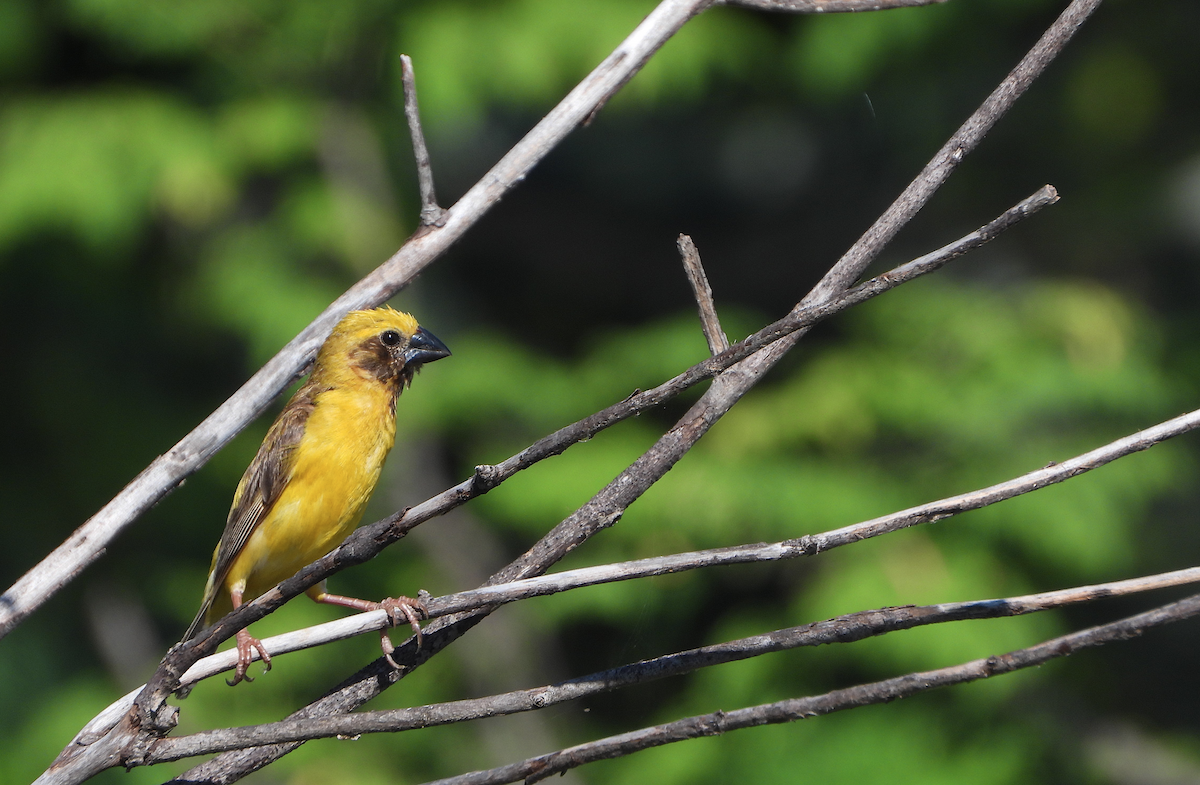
[129,565,1200,762]
[802,0,1101,306]
[425,591,1200,785]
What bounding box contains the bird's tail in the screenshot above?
[181,574,218,643]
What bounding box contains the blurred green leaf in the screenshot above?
[1065,45,1163,148]
[0,92,232,253]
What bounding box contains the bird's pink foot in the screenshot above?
[377,596,428,668]
[313,591,428,668]
[227,628,271,686]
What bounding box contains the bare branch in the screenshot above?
[116,566,1200,762]
[423,592,1200,785]
[0,0,716,643]
[66,398,1199,752]
[400,54,446,227]
[677,234,729,354]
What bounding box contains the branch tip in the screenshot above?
[677,234,729,355]
[400,54,446,227]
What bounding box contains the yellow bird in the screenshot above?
[182,306,451,685]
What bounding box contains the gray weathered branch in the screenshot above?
[678,234,729,354]
[425,591,1200,785]
[400,54,446,227]
[118,566,1200,762]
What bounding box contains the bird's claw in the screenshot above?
[227,628,271,686]
[378,595,428,667]
[379,629,400,670]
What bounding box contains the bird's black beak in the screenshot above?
[404,326,451,366]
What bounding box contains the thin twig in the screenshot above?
[121,566,1200,762]
[677,234,729,354]
[400,54,446,227]
[423,592,1200,785]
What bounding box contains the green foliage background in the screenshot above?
[2,0,1200,783]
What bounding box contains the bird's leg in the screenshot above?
[227,588,271,686]
[310,589,428,668]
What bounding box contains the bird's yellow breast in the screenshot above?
[221,382,397,606]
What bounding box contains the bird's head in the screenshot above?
[315,306,451,392]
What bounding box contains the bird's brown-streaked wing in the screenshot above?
[181,383,324,642]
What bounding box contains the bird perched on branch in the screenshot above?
[182,306,451,685]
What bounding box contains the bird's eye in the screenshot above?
[380,330,402,347]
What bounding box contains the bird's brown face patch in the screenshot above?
[349,333,414,393]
